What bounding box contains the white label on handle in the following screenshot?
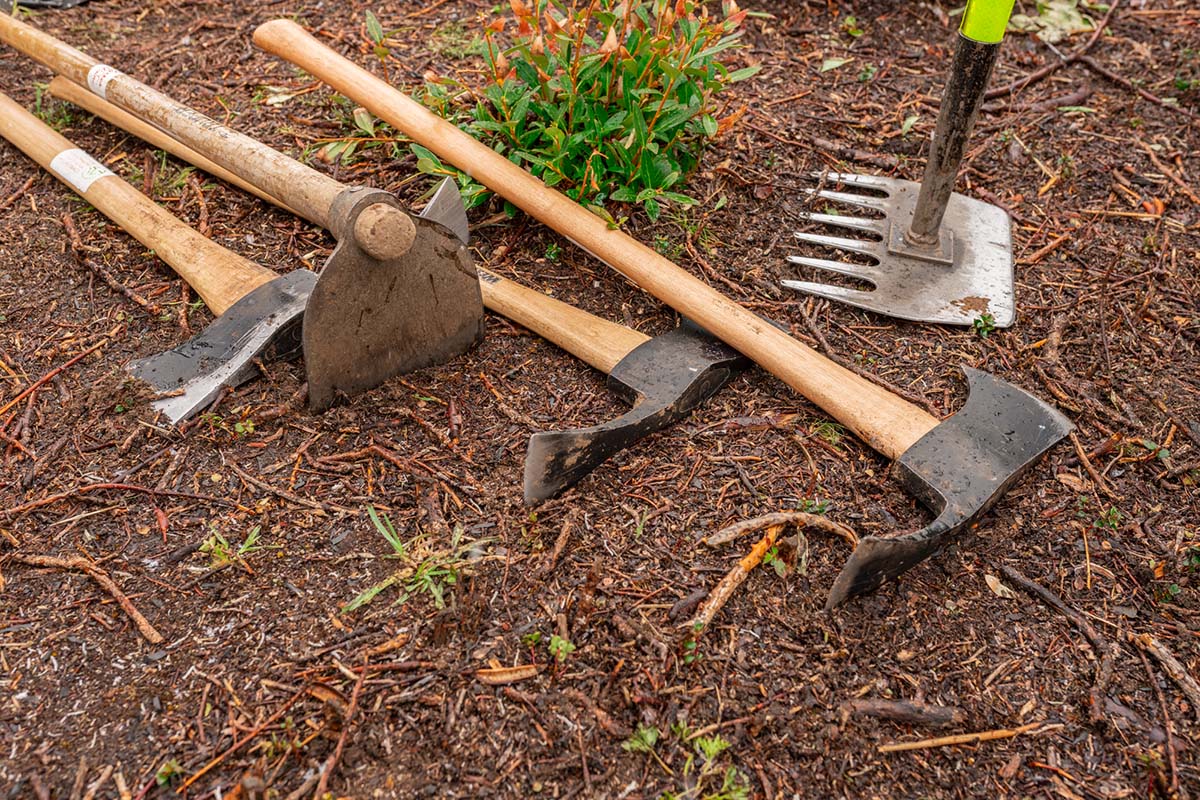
[86,63,124,100]
[49,149,115,194]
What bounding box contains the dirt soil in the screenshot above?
[1,0,1198,797]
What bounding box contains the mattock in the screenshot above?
[0,14,484,419]
[253,19,1074,606]
[47,76,753,504]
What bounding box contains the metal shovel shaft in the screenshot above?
[907,34,1003,245]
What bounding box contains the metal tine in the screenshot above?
[793,230,880,258]
[802,187,889,213]
[795,211,884,237]
[811,171,896,193]
[780,280,881,307]
[786,255,880,284]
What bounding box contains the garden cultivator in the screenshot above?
[785,0,1019,328]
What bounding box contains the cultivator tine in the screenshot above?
[786,255,879,283]
[815,171,894,191]
[792,230,879,258]
[795,211,884,237]
[779,280,882,310]
[803,188,890,213]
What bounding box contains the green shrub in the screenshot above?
[414,0,759,221]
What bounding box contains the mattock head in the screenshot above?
[826,367,1073,608]
[523,320,749,504]
[304,186,484,411]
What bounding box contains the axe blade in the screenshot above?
[826,366,1073,607]
[523,321,749,503]
[128,269,317,422]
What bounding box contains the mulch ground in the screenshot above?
[1,0,1197,797]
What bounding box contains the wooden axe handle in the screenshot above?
[0,91,276,316]
[0,13,413,262]
[55,73,653,374]
[254,20,941,459]
[47,76,310,223]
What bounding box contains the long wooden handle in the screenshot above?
[0,91,275,315]
[47,76,310,223]
[479,270,648,373]
[254,20,941,458]
[43,78,651,373]
[0,13,414,261]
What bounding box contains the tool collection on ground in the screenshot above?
[0,0,1071,606]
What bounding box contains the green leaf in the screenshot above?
[900,114,920,136]
[727,65,762,82]
[352,107,376,136]
[700,114,718,137]
[820,57,852,73]
[365,10,385,45]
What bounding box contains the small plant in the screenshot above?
[548,633,576,663]
[973,312,996,338]
[622,723,673,773]
[857,63,877,82]
[544,241,561,261]
[798,497,829,514]
[841,15,864,37]
[412,0,760,220]
[155,758,184,787]
[233,418,255,437]
[761,544,787,577]
[343,515,486,613]
[1094,506,1122,531]
[1184,546,1200,573]
[200,525,267,569]
[811,421,844,447]
[521,630,544,648]
[683,620,704,664]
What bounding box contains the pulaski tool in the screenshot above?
[0,14,484,418]
[54,79,750,503]
[254,19,1073,605]
[784,0,1018,328]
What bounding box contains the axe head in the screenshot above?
[128,269,316,422]
[305,186,484,410]
[523,320,749,503]
[826,366,1072,607]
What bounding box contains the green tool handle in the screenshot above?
[906,0,1016,245]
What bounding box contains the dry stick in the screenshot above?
[544,515,575,573]
[0,339,106,419]
[0,174,36,212]
[313,662,367,799]
[1135,647,1181,798]
[177,687,308,792]
[986,0,1121,100]
[1136,139,1200,207]
[1000,565,1114,725]
[1,482,232,516]
[1127,632,1200,723]
[844,698,965,729]
[689,514,857,637]
[1069,431,1118,500]
[62,214,161,315]
[1077,56,1200,122]
[8,554,164,644]
[879,721,1044,753]
[227,459,354,514]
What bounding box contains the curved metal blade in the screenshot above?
[523,322,747,503]
[304,188,483,411]
[419,177,470,246]
[826,367,1072,607]
[127,269,317,423]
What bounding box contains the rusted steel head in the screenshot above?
[826,367,1072,607]
[304,186,484,411]
[523,320,749,503]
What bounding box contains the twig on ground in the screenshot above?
[227,459,354,514]
[688,513,857,638]
[1000,565,1114,724]
[8,554,164,643]
[843,698,965,728]
[1,482,232,517]
[1136,647,1181,798]
[1077,56,1200,122]
[314,660,367,799]
[879,721,1047,753]
[0,339,106,419]
[1127,632,1200,723]
[1069,431,1118,500]
[0,174,36,212]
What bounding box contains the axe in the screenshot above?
[46,75,751,503]
[254,20,1075,606]
[0,14,484,418]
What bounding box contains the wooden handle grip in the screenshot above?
[254,19,940,458]
[479,270,648,374]
[52,69,650,373]
[0,13,415,260]
[47,76,312,223]
[0,92,277,315]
